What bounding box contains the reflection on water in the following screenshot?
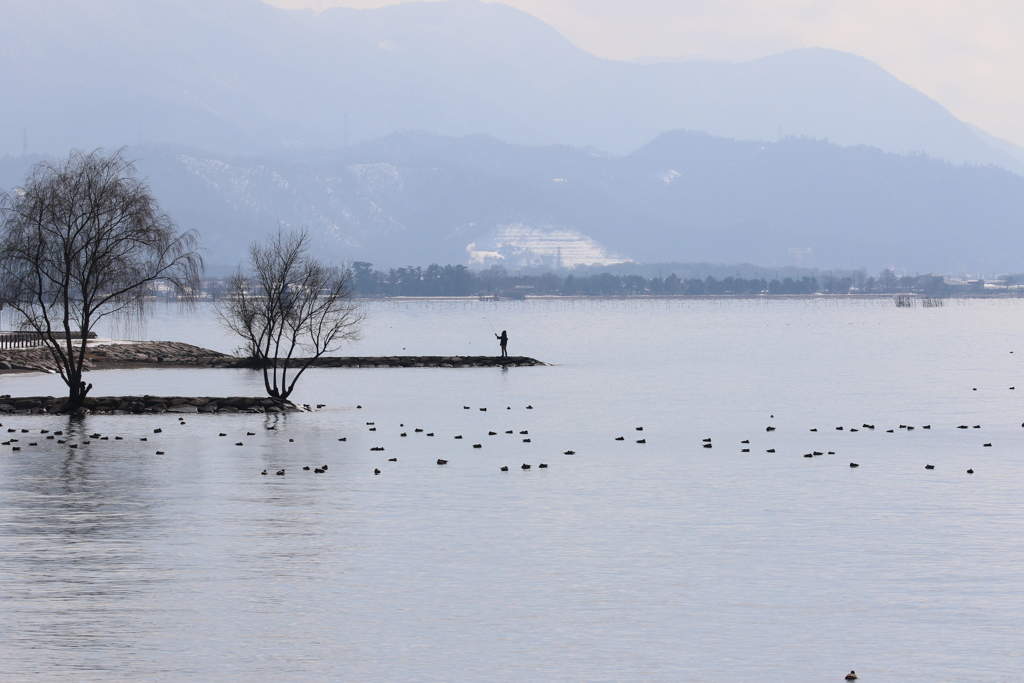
[2,299,1024,681]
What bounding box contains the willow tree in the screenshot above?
[217,228,363,400]
[0,150,203,412]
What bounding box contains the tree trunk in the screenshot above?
[66,372,91,412]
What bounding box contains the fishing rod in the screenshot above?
[483,317,496,335]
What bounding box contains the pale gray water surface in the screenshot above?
[2,298,1024,681]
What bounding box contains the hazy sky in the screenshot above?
[265,0,1024,148]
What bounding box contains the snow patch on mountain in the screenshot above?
[467,224,631,268]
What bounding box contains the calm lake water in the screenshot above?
[2,298,1024,681]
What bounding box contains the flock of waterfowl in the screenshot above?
[361,404,554,475]
[0,382,1015,486]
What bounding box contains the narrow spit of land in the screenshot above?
[0,341,547,414]
[0,341,548,374]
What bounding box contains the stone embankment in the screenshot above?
[0,341,546,372]
[0,341,235,373]
[239,355,547,368]
[0,395,302,415]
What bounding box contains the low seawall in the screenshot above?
[0,396,302,415]
[0,342,547,373]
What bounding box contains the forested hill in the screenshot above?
[2,130,1024,273]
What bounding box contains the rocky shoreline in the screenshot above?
[0,341,547,373]
[0,395,303,415]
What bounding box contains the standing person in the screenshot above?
[496,330,508,357]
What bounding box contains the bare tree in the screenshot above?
[217,227,363,400]
[0,149,203,412]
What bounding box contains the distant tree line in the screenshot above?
[342,263,1000,298]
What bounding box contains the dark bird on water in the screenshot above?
[564,451,575,455]
[637,439,646,444]
[247,432,255,436]
[464,406,470,410]
[526,405,533,409]
[636,427,643,431]
[766,426,776,432]
[427,433,435,437]
[388,458,397,462]
[437,459,448,465]
[837,426,843,430]
[845,672,857,681]
[415,428,423,433]
[925,464,935,469]
[154,428,162,433]
[741,448,750,452]
[235,442,243,446]
[849,463,859,468]
[539,463,548,468]
[766,449,775,453]
[741,440,749,444]
[523,438,532,443]
[703,443,712,449]
[455,435,463,439]
[506,430,513,434]
[521,463,530,469]
[374,469,380,475]
[276,470,285,476]
[401,433,407,437]
[804,453,813,458]
[520,430,529,435]
[984,443,992,447]
[480,408,487,412]
[339,437,347,441]
[886,429,894,433]
[967,469,974,474]
[303,466,310,470]
[316,468,324,473]
[615,436,625,440]
[702,438,712,442]
[219,433,226,437]
[489,431,497,436]
[261,470,267,475]
[155,451,164,455]
[473,444,482,448]
[810,428,817,432]
[501,466,509,471]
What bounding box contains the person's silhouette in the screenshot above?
[496,330,508,357]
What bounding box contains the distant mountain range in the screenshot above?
[0,0,1021,173]
[1,0,1023,274]
[5,130,1020,274]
